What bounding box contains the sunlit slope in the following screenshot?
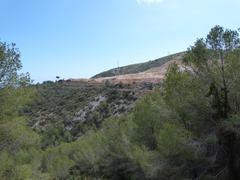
[92,52,185,78]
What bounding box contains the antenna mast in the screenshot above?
[116,60,120,75]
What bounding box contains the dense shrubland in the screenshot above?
[1,25,240,179]
[27,80,139,144]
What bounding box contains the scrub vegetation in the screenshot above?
[1,26,240,179]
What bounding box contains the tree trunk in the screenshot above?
[219,51,230,119]
[216,128,240,180]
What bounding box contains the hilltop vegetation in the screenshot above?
[1,25,240,179]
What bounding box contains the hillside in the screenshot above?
[27,81,149,140]
[68,52,185,85]
[92,52,185,78]
[26,53,183,140]
[2,25,240,180]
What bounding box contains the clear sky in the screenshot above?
[0,0,239,82]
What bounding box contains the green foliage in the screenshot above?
[164,63,212,134]
[0,86,43,179]
[0,87,36,121]
[0,87,39,152]
[157,122,193,159]
[69,117,145,179]
[0,121,40,152]
[35,90,204,179]
[41,144,75,179]
[0,42,21,87]
[41,123,73,149]
[184,25,240,120]
[25,82,106,143]
[132,91,176,150]
[0,41,31,88]
[0,40,45,179]
[127,145,161,179]
[2,26,240,179]
[0,149,50,180]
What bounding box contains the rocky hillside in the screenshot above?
[27,79,154,139]
[4,26,240,180]
[26,52,183,139]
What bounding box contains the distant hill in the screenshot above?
[92,52,185,78]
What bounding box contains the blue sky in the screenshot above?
[0,0,239,82]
